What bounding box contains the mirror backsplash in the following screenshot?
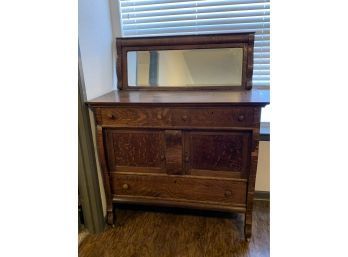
[127,48,244,87]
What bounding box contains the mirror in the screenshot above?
[127,48,244,88]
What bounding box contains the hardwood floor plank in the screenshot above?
[79,200,269,257]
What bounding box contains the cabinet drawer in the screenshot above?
[111,173,247,206]
[100,107,167,127]
[99,106,255,128]
[170,107,255,127]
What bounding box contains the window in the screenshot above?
[116,0,270,121]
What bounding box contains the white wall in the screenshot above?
[78,0,115,100]
[255,141,270,192]
[79,0,117,216]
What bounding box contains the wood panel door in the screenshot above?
[105,129,166,174]
[183,130,252,179]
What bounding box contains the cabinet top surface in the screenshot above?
[87,88,269,106]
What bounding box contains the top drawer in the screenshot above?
[96,106,256,128]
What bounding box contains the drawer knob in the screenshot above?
[185,154,189,162]
[157,114,162,120]
[107,113,115,119]
[238,114,245,121]
[182,115,188,121]
[160,154,165,160]
[122,184,129,190]
[224,190,232,197]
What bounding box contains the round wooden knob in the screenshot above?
[107,113,115,119]
[238,114,245,121]
[185,155,189,162]
[157,114,162,120]
[160,154,165,160]
[182,115,188,121]
[122,184,129,190]
[224,190,232,197]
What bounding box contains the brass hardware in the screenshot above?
[238,114,245,121]
[224,190,232,197]
[107,113,115,119]
[122,184,129,190]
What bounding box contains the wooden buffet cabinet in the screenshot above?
[87,33,269,240]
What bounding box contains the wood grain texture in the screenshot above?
[113,195,246,213]
[87,89,269,107]
[117,33,253,47]
[89,104,265,237]
[105,129,165,173]
[186,131,251,176]
[110,173,247,206]
[171,107,255,127]
[164,130,183,175]
[246,34,255,90]
[79,200,269,257]
[88,35,269,238]
[244,107,262,240]
[98,106,256,128]
[116,40,122,90]
[101,107,167,126]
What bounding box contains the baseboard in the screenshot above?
[78,229,89,246]
[254,191,270,201]
[260,122,270,141]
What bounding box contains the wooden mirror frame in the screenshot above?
[116,33,255,91]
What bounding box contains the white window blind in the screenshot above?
[118,0,270,87]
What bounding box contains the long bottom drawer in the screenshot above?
[110,173,247,207]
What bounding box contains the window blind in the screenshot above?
[118,0,270,87]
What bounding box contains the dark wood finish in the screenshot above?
[254,191,270,201]
[79,200,270,257]
[244,108,262,240]
[164,130,183,175]
[118,33,253,47]
[184,130,251,178]
[116,33,255,91]
[246,34,255,90]
[113,195,246,213]
[110,173,247,206]
[87,88,269,106]
[105,129,166,174]
[98,106,256,128]
[88,34,269,240]
[89,100,267,239]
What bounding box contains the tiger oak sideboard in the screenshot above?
[87,33,269,240]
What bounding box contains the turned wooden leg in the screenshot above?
[244,223,252,241]
[96,126,115,227]
[107,209,114,226]
[243,126,259,241]
[244,211,253,241]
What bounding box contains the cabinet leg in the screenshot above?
[244,223,252,241]
[107,210,114,226]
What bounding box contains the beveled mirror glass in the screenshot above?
[127,48,244,88]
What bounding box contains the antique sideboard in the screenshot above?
[87,33,269,240]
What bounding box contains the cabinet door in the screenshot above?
[184,130,251,178]
[105,129,166,173]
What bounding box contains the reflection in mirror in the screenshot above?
[127,48,244,87]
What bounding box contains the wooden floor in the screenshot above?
[79,200,269,257]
